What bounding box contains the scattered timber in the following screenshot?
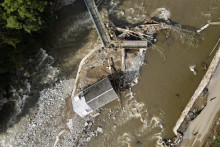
[72,0,199,117]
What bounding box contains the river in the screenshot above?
[0,0,220,146]
[67,0,219,146]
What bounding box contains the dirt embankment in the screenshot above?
[71,45,146,98]
[167,46,220,147]
[177,88,208,135]
[203,111,220,147]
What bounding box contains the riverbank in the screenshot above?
[71,46,147,97]
[203,112,220,147]
[0,0,58,127]
[0,49,104,147]
[172,45,220,146]
[1,0,220,146]
[181,46,220,146]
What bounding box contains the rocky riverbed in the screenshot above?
[0,43,148,147]
[0,77,106,147]
[0,49,102,147]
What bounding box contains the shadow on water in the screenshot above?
[0,1,93,132]
[43,1,94,77]
[0,60,61,133]
[0,102,16,133]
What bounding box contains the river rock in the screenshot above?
[97,127,103,133]
[85,122,89,127]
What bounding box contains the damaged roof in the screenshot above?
[72,77,118,117]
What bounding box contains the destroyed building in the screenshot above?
[72,77,118,117]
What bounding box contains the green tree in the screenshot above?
[1,0,48,33]
[214,127,220,147]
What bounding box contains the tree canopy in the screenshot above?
[1,0,48,33]
[0,0,51,88]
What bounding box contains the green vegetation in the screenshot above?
[214,125,220,147]
[0,0,53,88]
[1,0,48,33]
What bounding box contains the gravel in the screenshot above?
[0,79,98,147]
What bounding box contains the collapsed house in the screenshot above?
[72,77,118,117]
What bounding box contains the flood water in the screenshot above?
[1,0,219,146]
[81,0,219,146]
[44,0,220,146]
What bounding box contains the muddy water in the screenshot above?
[44,0,220,146]
[130,0,220,139]
[85,0,220,146]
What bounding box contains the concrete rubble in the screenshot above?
[97,127,103,133]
